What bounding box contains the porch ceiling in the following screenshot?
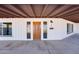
[0,4,79,23]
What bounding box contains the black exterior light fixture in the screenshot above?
[50,20,53,23]
[50,20,54,29]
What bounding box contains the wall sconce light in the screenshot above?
[50,20,54,29]
[50,20,53,23]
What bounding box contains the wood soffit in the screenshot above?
[0,4,79,23]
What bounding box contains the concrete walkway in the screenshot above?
[0,34,79,54]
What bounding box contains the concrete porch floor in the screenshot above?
[0,34,79,54]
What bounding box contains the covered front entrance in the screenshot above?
[33,22,41,40]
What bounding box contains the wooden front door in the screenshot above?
[33,22,41,40]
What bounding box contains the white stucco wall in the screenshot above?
[48,18,76,40]
[74,23,79,33]
[0,18,77,40]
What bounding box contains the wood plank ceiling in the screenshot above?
[0,4,79,23]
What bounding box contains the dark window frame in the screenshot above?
[0,22,12,37]
[43,21,47,39]
[27,21,31,39]
[67,23,73,34]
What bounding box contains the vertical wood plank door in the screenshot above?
[33,22,41,40]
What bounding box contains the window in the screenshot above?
[67,23,73,34]
[0,22,12,36]
[43,22,47,39]
[0,23,2,35]
[27,22,31,39]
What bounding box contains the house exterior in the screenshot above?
[0,4,79,40]
[0,18,78,40]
